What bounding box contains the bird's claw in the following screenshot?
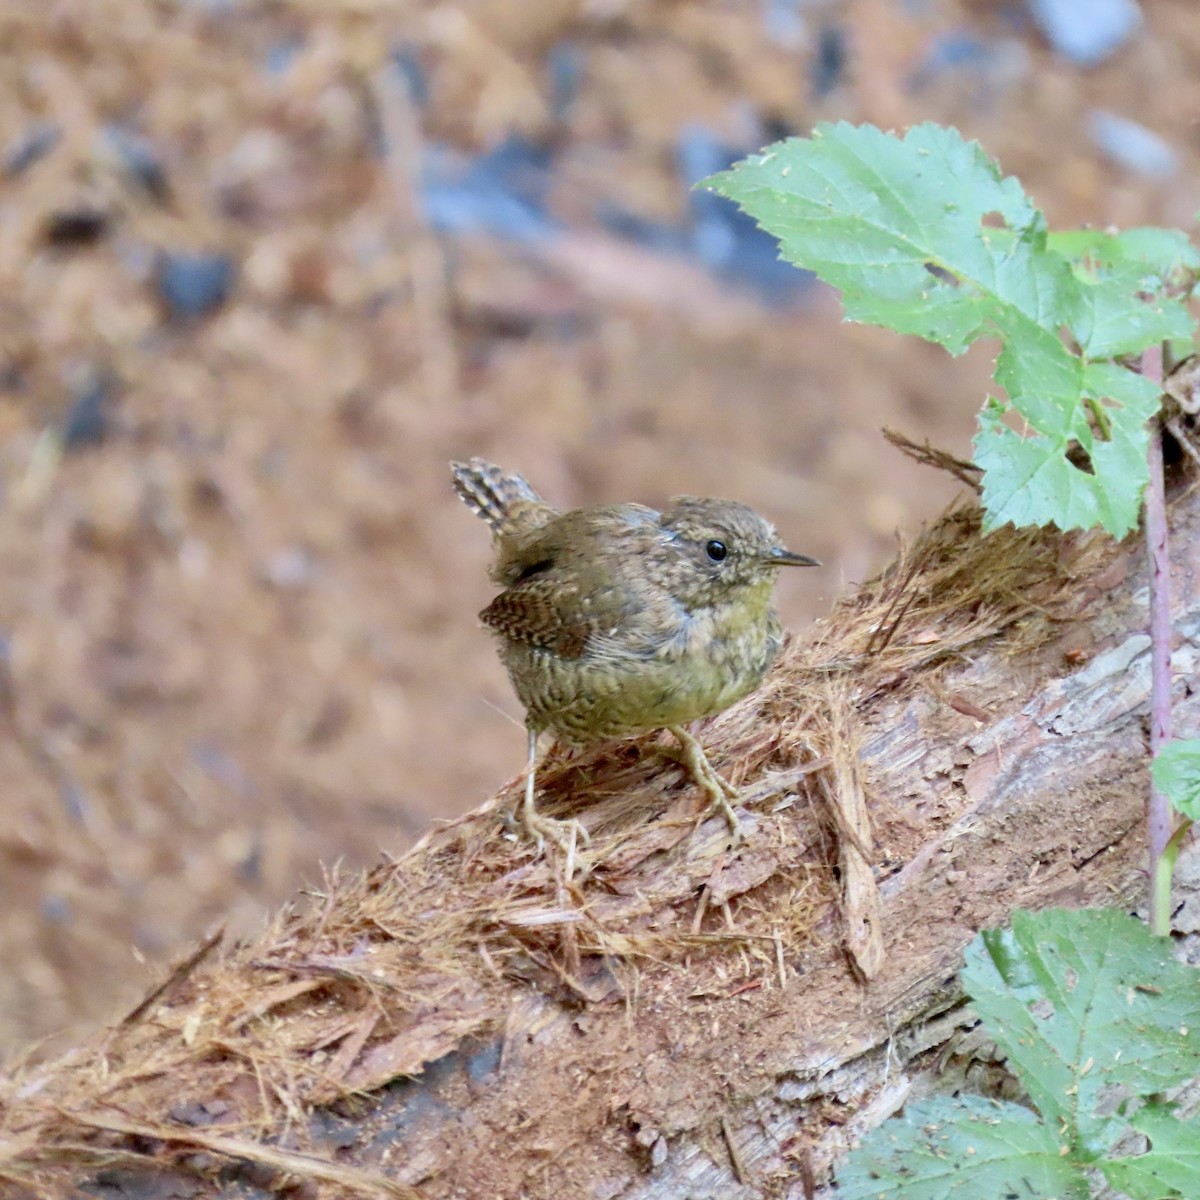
[665,725,743,847]
[517,756,589,877]
[521,810,589,855]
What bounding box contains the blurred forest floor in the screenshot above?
[0,0,1195,1056]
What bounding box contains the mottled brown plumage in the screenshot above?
[451,457,819,853]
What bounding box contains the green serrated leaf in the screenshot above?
[834,1094,1083,1200]
[838,913,1200,1199]
[704,122,1076,357]
[1151,739,1200,820]
[1082,360,1163,419]
[973,356,1155,536]
[1049,226,1200,276]
[706,122,1177,538]
[1073,263,1195,358]
[1099,1104,1200,1197]
[973,417,1145,537]
[991,324,1084,436]
[963,910,1200,1159]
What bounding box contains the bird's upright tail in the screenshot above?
[450,458,544,532]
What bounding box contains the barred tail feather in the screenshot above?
[450,457,542,532]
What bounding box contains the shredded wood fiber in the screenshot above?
[0,502,1113,1197]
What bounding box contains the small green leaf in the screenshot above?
[1099,1105,1200,1197]
[1073,263,1195,358]
[963,910,1200,1158]
[835,1094,1083,1200]
[1152,738,1200,819]
[1082,359,1162,420]
[973,417,1146,537]
[838,910,1200,1199]
[973,358,1157,537]
[1049,226,1200,277]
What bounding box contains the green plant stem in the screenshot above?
[1086,395,1113,440]
[1153,818,1195,936]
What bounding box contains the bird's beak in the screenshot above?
[766,547,821,567]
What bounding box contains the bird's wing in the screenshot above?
[479,579,595,659]
[482,504,664,652]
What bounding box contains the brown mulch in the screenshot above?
[0,0,1195,1064]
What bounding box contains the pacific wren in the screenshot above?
[451,457,819,852]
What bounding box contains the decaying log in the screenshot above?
[3,479,1199,1200]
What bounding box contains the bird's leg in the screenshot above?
[518,728,590,860]
[665,725,742,844]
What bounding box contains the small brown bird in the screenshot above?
[451,458,819,852]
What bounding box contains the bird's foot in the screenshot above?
[520,807,590,856]
[516,765,589,877]
[664,726,742,846]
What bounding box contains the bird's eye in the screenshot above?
[705,539,727,562]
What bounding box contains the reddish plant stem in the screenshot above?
[1142,345,1173,894]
